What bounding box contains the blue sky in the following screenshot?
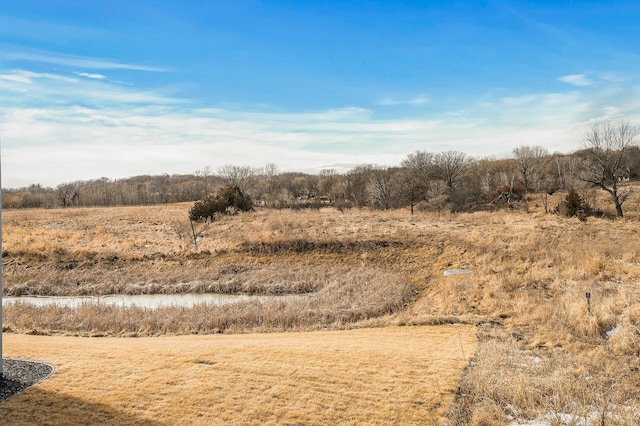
[1,1,640,188]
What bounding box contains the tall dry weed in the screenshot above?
[5,200,640,423]
[448,327,640,425]
[4,266,413,335]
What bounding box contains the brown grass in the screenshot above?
[4,192,640,423]
[4,266,412,335]
[2,326,476,425]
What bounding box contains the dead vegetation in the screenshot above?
[4,266,412,335]
[3,190,640,424]
[2,327,476,425]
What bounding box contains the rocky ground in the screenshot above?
[0,358,54,402]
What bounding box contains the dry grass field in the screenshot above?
[3,190,640,424]
[1,326,475,425]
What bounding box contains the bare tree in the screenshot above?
[319,168,341,201]
[513,145,559,213]
[217,165,256,193]
[399,150,433,214]
[552,153,581,191]
[262,163,279,181]
[195,166,212,197]
[56,183,80,208]
[513,145,549,192]
[346,165,375,207]
[576,120,640,218]
[367,166,395,210]
[169,219,209,252]
[433,151,469,193]
[258,163,280,206]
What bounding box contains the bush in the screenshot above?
[189,185,253,221]
[554,188,603,220]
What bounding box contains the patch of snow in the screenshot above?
[444,269,472,276]
[509,410,603,426]
[606,326,620,339]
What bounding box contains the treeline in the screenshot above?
[2,174,217,209]
[5,122,640,217]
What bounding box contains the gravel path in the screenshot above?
[0,359,54,402]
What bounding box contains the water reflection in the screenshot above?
[3,293,301,309]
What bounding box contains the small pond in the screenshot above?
[2,293,304,309]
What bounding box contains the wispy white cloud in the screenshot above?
[377,95,430,106]
[0,73,32,84]
[0,70,78,84]
[1,49,170,72]
[589,105,623,122]
[0,69,180,106]
[75,72,107,80]
[557,74,592,87]
[0,14,111,42]
[2,66,640,188]
[0,98,585,187]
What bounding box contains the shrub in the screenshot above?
[189,185,253,221]
[554,188,603,219]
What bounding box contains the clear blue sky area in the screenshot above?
[1,1,640,187]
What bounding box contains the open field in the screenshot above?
[1,327,475,425]
[3,193,640,424]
